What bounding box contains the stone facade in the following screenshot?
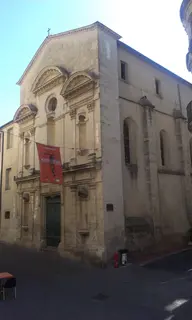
[0,22,192,263]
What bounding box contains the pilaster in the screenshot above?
[58,185,65,251]
[141,97,161,236]
[32,187,41,247]
[174,110,192,225]
[69,109,77,163]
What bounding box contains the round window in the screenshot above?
[48,97,57,112]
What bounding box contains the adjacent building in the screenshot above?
[1,21,192,263]
[180,1,192,133]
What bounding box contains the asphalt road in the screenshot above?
[0,244,192,319]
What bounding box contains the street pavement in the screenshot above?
[0,244,192,319]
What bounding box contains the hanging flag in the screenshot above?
[36,143,63,185]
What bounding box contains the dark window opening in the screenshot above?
[5,168,11,190]
[5,211,10,219]
[160,132,165,166]
[106,204,114,212]
[190,139,192,167]
[123,120,131,164]
[120,61,127,81]
[187,101,192,121]
[155,79,161,95]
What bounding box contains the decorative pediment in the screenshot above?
[61,71,96,100]
[31,66,69,96]
[14,104,38,123]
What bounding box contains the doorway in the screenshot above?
[45,195,61,247]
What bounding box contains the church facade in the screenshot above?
[1,21,192,263]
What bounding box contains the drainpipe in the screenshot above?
[0,130,4,232]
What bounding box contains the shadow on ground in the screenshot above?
[0,243,192,319]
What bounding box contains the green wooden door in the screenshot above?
[46,196,61,247]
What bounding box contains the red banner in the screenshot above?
[36,143,63,185]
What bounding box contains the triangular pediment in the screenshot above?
[32,66,68,96]
[17,22,121,86]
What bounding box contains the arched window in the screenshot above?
[123,118,137,165]
[48,97,57,112]
[160,130,169,167]
[189,138,192,167]
[123,120,130,164]
[79,114,86,150]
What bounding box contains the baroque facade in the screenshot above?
[1,21,192,263]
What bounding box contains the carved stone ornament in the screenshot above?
[31,66,69,96]
[30,127,36,136]
[87,101,95,112]
[70,184,77,192]
[69,109,76,119]
[61,72,95,100]
[14,104,38,123]
[19,132,24,139]
[77,186,89,199]
[22,192,30,202]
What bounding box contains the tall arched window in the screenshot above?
[123,117,137,165]
[189,138,192,167]
[160,130,169,167]
[123,120,130,164]
[79,114,86,150]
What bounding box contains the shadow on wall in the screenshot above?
[125,216,154,252]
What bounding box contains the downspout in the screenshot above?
[0,131,4,233]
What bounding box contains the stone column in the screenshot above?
[15,192,22,242]
[141,97,161,237]
[87,101,95,153]
[30,191,35,242]
[58,185,65,252]
[87,183,97,253]
[32,187,41,248]
[30,128,36,169]
[69,109,76,164]
[11,194,17,242]
[18,133,24,176]
[67,185,77,249]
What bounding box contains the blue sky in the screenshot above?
[0,0,190,125]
